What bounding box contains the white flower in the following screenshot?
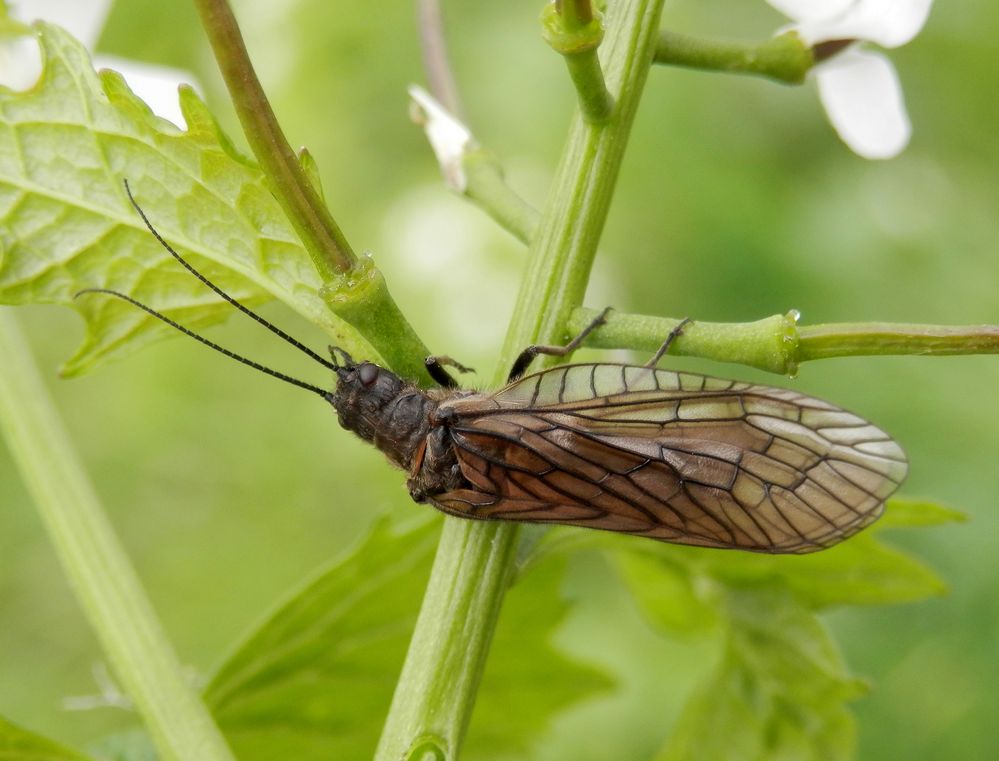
[407,85,476,192]
[0,0,197,127]
[769,0,933,159]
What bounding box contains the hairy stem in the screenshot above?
[0,311,236,761]
[375,0,666,758]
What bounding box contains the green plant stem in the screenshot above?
[0,311,236,761]
[567,308,999,374]
[542,2,614,123]
[463,150,541,244]
[502,0,664,358]
[375,1,666,758]
[654,30,813,85]
[416,0,464,117]
[317,258,437,385]
[193,0,353,278]
[409,87,539,243]
[568,308,799,373]
[194,0,434,383]
[798,322,999,360]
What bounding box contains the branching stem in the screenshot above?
[543,0,615,123]
[376,1,667,758]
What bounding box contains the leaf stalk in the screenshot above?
[193,0,355,278]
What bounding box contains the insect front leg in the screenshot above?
[507,306,613,382]
[424,356,475,389]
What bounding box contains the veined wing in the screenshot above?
[433,364,907,553]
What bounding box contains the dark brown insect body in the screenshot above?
[328,354,907,554]
[87,182,907,555]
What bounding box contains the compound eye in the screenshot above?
[358,362,379,387]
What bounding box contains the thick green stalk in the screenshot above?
[568,308,999,374]
[375,0,666,758]
[0,311,236,761]
[568,308,799,373]
[654,29,813,84]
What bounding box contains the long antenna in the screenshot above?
[75,180,341,398]
[122,179,338,373]
[76,288,329,398]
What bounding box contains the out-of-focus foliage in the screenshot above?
[204,516,608,760]
[0,715,97,761]
[0,1,996,760]
[612,499,960,760]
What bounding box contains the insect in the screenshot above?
[79,183,907,554]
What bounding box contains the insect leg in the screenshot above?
[644,317,693,368]
[328,346,355,369]
[507,306,613,382]
[425,355,475,389]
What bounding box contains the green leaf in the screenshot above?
[206,515,610,760]
[655,589,864,761]
[612,494,957,624]
[693,537,947,610]
[0,715,97,761]
[466,555,613,760]
[597,497,960,758]
[205,515,440,761]
[613,550,718,635]
[876,497,968,528]
[0,23,365,375]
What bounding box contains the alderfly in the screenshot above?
[79,183,907,554]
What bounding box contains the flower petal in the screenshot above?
[0,36,44,90]
[18,0,113,47]
[793,0,933,47]
[815,49,911,159]
[407,85,475,192]
[766,0,855,24]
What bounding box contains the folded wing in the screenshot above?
[431,364,907,553]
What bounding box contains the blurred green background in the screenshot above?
[1,0,996,758]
